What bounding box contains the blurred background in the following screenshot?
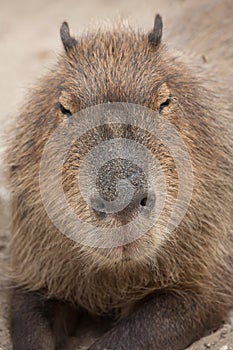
[0,1,233,349]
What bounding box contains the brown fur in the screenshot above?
[5,1,233,349]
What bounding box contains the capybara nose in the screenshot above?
[90,159,154,221]
[91,189,154,221]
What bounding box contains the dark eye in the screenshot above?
[159,98,171,113]
[59,103,72,117]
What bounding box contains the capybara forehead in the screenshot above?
[58,31,173,108]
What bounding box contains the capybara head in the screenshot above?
[7,16,233,313]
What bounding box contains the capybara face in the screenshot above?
[42,24,217,268]
[40,26,198,268]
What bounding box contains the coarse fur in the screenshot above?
[5,2,233,349]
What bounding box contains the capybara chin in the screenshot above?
[6,8,233,350]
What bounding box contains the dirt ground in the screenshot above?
[0,0,232,349]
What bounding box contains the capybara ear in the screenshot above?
[148,14,163,47]
[60,21,78,53]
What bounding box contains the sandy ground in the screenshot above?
[0,0,233,349]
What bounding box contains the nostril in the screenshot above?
[95,200,105,212]
[90,196,106,219]
[140,196,148,207]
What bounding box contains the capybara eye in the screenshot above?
[59,103,72,117]
[159,98,171,113]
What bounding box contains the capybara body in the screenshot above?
[6,2,233,350]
